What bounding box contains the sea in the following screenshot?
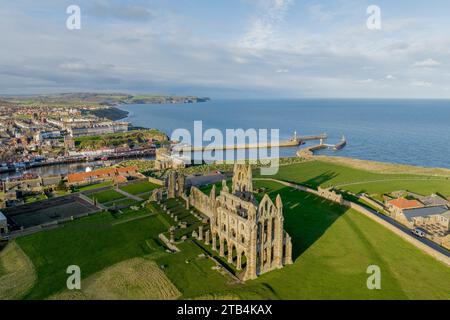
[3,98,448,179]
[118,99,450,169]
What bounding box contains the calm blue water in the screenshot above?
[118,99,450,169]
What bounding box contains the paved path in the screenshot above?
[111,213,156,226]
[115,188,143,201]
[78,193,107,210]
[255,178,450,265]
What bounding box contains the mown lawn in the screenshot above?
[261,160,450,197]
[237,181,450,299]
[104,198,140,208]
[11,179,450,300]
[87,189,125,203]
[120,181,159,195]
[153,180,450,299]
[16,211,167,299]
[75,181,113,192]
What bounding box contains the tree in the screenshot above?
[56,179,68,192]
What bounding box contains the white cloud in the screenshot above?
[413,58,441,68]
[357,79,374,84]
[240,0,294,49]
[0,1,449,98]
[411,81,433,87]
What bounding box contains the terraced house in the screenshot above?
[67,166,142,186]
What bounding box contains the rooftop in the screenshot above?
[67,166,138,183]
[388,198,423,210]
[403,205,450,222]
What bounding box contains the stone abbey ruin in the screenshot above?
[166,164,293,281]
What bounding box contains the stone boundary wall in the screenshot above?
[148,177,164,186]
[159,233,180,252]
[255,178,450,267]
[8,211,96,239]
[358,194,387,212]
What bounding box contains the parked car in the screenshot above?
[412,227,427,238]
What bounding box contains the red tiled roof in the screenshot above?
[388,198,423,210]
[68,166,138,184]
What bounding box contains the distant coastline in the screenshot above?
[0,92,211,122]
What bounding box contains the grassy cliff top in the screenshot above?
[1,93,210,107]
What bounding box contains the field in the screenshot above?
[120,181,159,195]
[0,242,36,299]
[50,258,181,300]
[261,160,450,197]
[3,159,450,300]
[87,189,126,203]
[75,181,113,192]
[16,210,167,299]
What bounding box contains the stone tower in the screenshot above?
[232,164,253,201]
[165,171,185,199]
[198,164,294,281]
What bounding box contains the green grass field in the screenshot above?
[104,198,140,208]
[87,189,126,203]
[193,180,450,299]
[8,170,450,300]
[261,160,450,197]
[120,181,159,195]
[16,210,167,299]
[75,181,113,192]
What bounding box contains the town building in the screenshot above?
[67,166,142,186]
[154,148,186,170]
[386,198,424,222]
[2,175,62,194]
[66,121,129,137]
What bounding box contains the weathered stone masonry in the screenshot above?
[188,164,293,281]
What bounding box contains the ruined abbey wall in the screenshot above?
[188,164,293,281]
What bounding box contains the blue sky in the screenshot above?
[1,0,450,98]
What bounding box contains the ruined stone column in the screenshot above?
[219,238,224,257]
[198,225,203,241]
[169,229,175,243]
[185,197,190,210]
[267,219,273,269]
[284,234,293,265]
[212,233,217,251]
[244,226,258,281]
[236,251,242,270]
[272,217,284,269]
[227,244,233,263]
[259,225,265,272]
[205,230,210,245]
[259,243,266,273]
